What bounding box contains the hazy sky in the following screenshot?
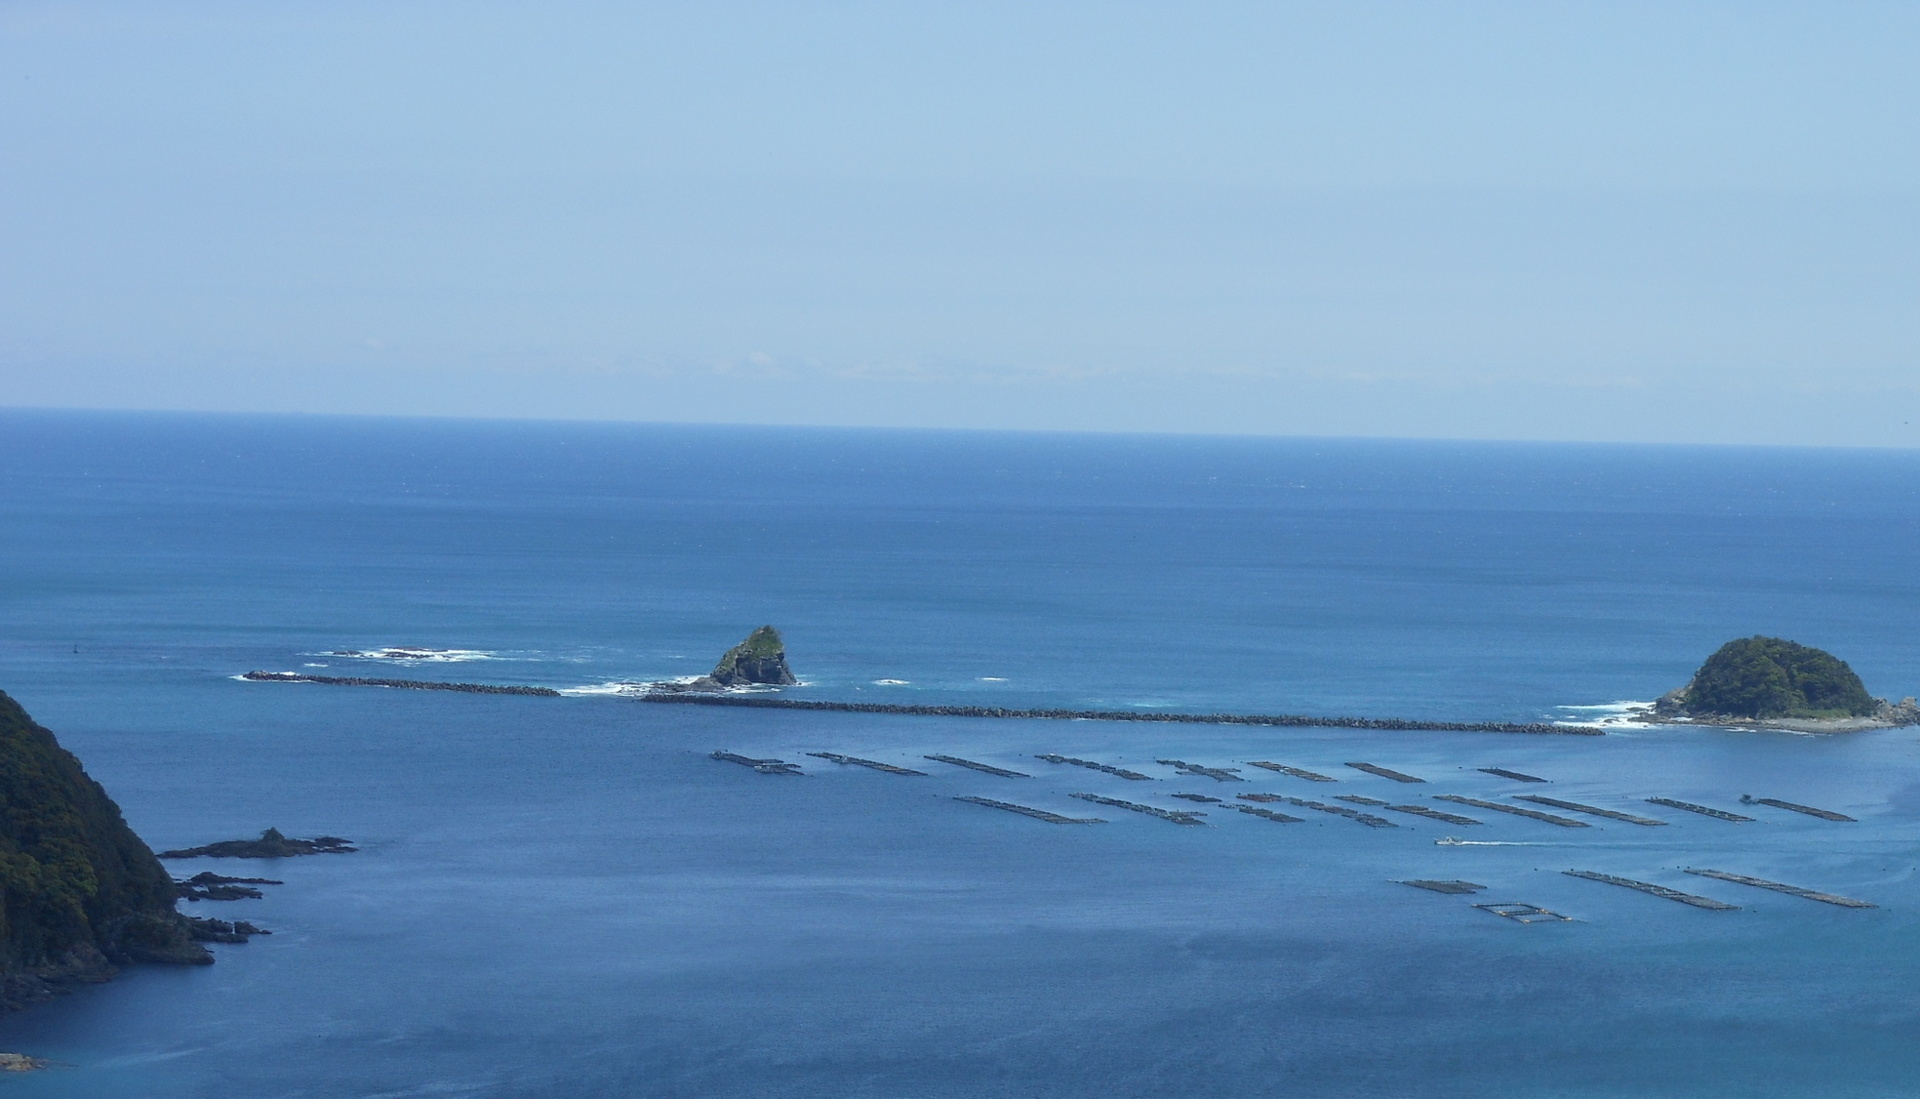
[3,2,1917,444]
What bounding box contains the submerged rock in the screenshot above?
[175,871,285,902]
[158,828,356,859]
[186,916,271,944]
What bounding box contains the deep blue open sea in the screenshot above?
[2,408,1920,1098]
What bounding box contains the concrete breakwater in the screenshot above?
[640,693,1600,734]
[242,671,561,696]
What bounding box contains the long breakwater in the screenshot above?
[638,692,1599,734]
[241,671,561,696]
[241,671,1602,734]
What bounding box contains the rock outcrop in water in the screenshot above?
[158,828,356,859]
[1645,637,1919,731]
[0,690,209,1012]
[649,626,797,692]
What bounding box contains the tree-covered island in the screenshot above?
[1647,636,1919,731]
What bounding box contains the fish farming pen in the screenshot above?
[1157,759,1244,782]
[711,751,804,775]
[924,754,1030,778]
[1070,793,1207,825]
[1171,793,1223,803]
[1399,880,1486,894]
[1346,762,1425,783]
[1684,868,1875,908]
[1479,767,1548,783]
[1339,795,1482,825]
[1244,762,1337,782]
[1646,797,1754,822]
[1475,902,1573,923]
[1750,798,1855,822]
[1563,870,1739,910]
[1246,793,1396,828]
[955,796,1104,824]
[1514,795,1666,826]
[1231,804,1305,823]
[1034,754,1155,780]
[805,752,927,775]
[1435,795,1589,827]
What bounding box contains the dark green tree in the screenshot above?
[1686,637,1877,718]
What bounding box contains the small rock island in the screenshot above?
[158,828,356,859]
[649,626,797,693]
[1645,636,1920,731]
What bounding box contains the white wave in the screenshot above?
[303,663,328,668]
[978,677,1008,682]
[1552,700,1656,728]
[557,681,650,697]
[318,647,498,663]
[873,679,910,686]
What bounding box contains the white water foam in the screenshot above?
[978,677,1008,682]
[1552,700,1655,728]
[318,647,499,663]
[873,679,910,686]
[557,681,651,697]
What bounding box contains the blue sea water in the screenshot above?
[2,408,1919,1097]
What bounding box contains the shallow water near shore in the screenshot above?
[2,410,1919,1097]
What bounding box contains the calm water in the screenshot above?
[1,409,1918,1097]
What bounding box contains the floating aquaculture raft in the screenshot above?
[1070,793,1206,825]
[1035,754,1154,780]
[1231,804,1305,823]
[1684,868,1874,908]
[711,750,803,775]
[1563,870,1738,910]
[1338,795,1482,825]
[1514,795,1666,826]
[1475,902,1573,923]
[1241,793,1395,828]
[924,754,1030,778]
[1478,767,1548,782]
[1157,759,1243,782]
[955,796,1103,824]
[806,752,926,775]
[1435,795,1588,827]
[1244,762,1337,782]
[1346,763,1425,783]
[1751,798,1855,822]
[1399,880,1486,894]
[1646,797,1753,822]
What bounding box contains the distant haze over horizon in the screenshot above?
[3,2,1917,447]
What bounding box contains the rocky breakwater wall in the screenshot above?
[242,671,560,696]
[640,693,1599,735]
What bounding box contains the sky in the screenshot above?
[2,1,1917,445]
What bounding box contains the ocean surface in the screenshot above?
[2,408,1919,1098]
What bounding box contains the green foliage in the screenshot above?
[0,691,180,969]
[1686,637,1877,718]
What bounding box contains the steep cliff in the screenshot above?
[0,690,206,1009]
